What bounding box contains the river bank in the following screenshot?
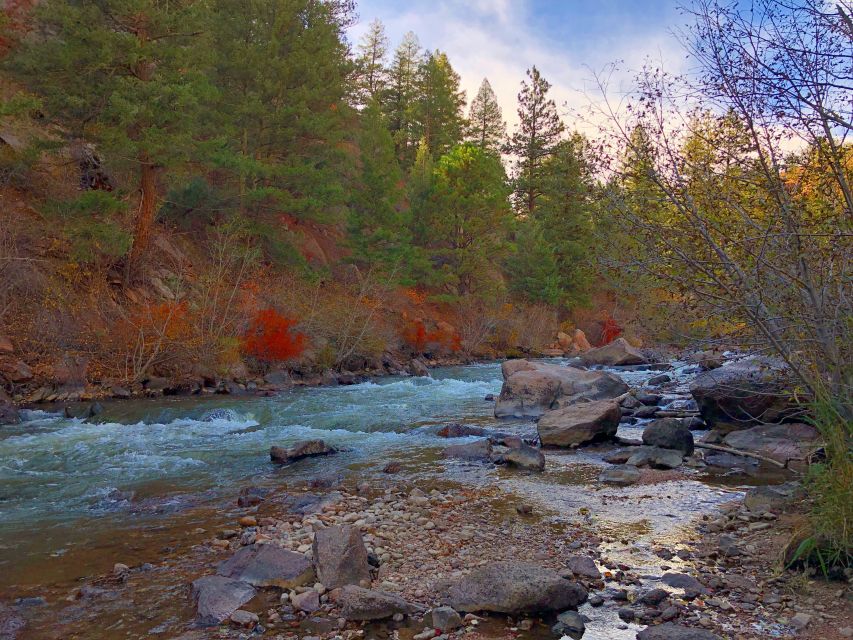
[0,355,847,639]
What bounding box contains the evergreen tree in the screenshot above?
[505,67,564,216]
[7,0,212,274]
[507,218,562,306]
[384,32,423,167]
[347,100,409,272]
[414,51,466,160]
[467,78,506,154]
[354,19,390,107]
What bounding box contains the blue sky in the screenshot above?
[348,0,687,131]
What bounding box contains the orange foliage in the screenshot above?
[132,302,193,341]
[403,288,428,306]
[242,308,306,362]
[599,316,623,346]
[402,320,461,354]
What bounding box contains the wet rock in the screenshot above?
[639,589,669,606]
[634,405,660,418]
[580,338,647,366]
[217,544,314,588]
[617,607,635,622]
[661,573,708,595]
[599,465,641,486]
[626,446,684,469]
[564,555,601,579]
[537,400,621,447]
[191,575,256,627]
[704,452,758,469]
[553,610,585,637]
[589,594,604,607]
[270,440,336,464]
[437,423,486,438]
[429,606,463,632]
[717,535,742,557]
[689,357,796,428]
[292,590,321,613]
[743,482,803,513]
[501,444,546,471]
[636,622,721,639]
[237,486,269,507]
[0,399,20,425]
[647,374,672,386]
[495,361,628,418]
[337,586,413,620]
[111,385,131,399]
[409,359,430,377]
[230,609,259,628]
[445,561,587,614]
[636,393,662,406]
[312,525,370,590]
[723,423,821,466]
[642,418,694,455]
[382,461,402,474]
[442,439,492,461]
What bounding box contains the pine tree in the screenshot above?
[467,78,506,155]
[384,32,423,167]
[507,218,562,306]
[8,0,212,274]
[505,67,564,216]
[354,19,390,107]
[413,51,467,160]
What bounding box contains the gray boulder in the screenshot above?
[0,399,20,425]
[217,544,314,588]
[445,561,587,614]
[537,400,621,447]
[627,446,683,469]
[312,525,371,590]
[743,482,804,513]
[553,610,586,638]
[429,606,463,632]
[722,423,821,466]
[599,465,641,486]
[442,439,492,461]
[191,575,256,627]
[689,357,796,428]
[564,555,601,579]
[643,418,694,455]
[495,361,628,418]
[501,444,546,471]
[270,440,336,464]
[661,573,708,595]
[337,586,413,620]
[636,622,721,640]
[580,338,647,366]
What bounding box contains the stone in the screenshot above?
[337,586,413,620]
[217,544,314,588]
[270,440,336,464]
[437,423,487,438]
[0,336,13,354]
[689,357,796,428]
[111,386,131,399]
[191,575,256,627]
[537,400,621,447]
[230,610,259,628]
[0,359,33,384]
[430,606,463,632]
[501,444,546,471]
[0,399,20,425]
[573,330,592,352]
[292,590,321,613]
[648,374,672,386]
[442,439,492,461]
[564,555,601,579]
[743,482,804,513]
[600,465,641,486]
[636,622,721,640]
[0,604,25,639]
[626,446,684,469]
[445,561,587,614]
[495,361,629,418]
[580,338,647,366]
[639,589,669,606]
[618,607,635,622]
[237,486,270,507]
[643,419,695,455]
[312,525,371,590]
[409,359,430,377]
[553,610,585,637]
[661,573,708,595]
[723,423,821,466]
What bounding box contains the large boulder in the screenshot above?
[0,359,33,384]
[191,575,256,627]
[501,444,546,471]
[270,440,336,464]
[723,423,820,466]
[689,357,796,428]
[217,544,314,588]
[495,361,628,419]
[445,561,587,614]
[580,338,646,367]
[537,400,621,447]
[312,525,371,590]
[0,399,20,425]
[337,586,413,620]
[442,439,493,461]
[636,623,721,640]
[743,482,804,513]
[573,329,592,352]
[642,418,694,455]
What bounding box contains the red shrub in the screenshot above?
[242,308,306,362]
[402,320,461,354]
[599,316,623,346]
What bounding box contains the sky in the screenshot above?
[347,0,689,134]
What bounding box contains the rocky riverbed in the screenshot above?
[0,352,850,639]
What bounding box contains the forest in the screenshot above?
[0,1,850,638]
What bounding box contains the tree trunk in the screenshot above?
[126,157,157,279]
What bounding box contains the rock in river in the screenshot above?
[636,622,721,640]
[445,561,587,614]
[642,418,695,455]
[337,586,413,620]
[270,440,336,464]
[564,555,601,579]
[537,400,621,447]
[501,443,546,471]
[312,524,371,590]
[599,465,641,486]
[722,423,820,467]
[191,575,256,627]
[0,398,20,425]
[495,360,628,418]
[217,544,314,588]
[580,337,647,366]
[442,439,493,461]
[626,446,684,469]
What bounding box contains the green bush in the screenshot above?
[49,191,131,263]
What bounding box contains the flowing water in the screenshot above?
[0,358,779,637]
